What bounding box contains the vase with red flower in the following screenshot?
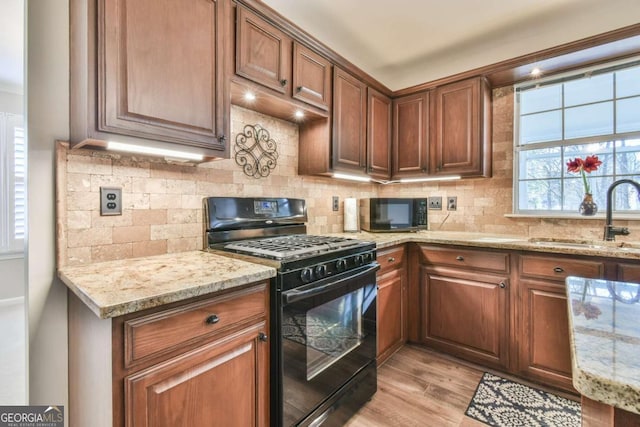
[566,155,602,216]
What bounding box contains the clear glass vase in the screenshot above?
[579,193,597,216]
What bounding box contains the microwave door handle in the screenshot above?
[282,264,379,305]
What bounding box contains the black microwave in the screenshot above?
[359,198,428,232]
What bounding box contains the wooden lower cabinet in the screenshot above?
[518,278,573,391]
[125,323,267,427]
[68,281,270,427]
[376,246,406,364]
[516,254,605,392]
[420,266,509,370]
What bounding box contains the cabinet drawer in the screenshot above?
[377,246,405,275]
[124,283,267,366]
[419,245,509,273]
[520,255,604,281]
[617,263,640,283]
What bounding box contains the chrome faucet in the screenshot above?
[604,179,640,241]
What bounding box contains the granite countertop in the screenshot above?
[59,230,640,320]
[58,251,276,319]
[327,230,640,260]
[565,276,640,415]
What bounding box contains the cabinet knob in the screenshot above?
[296,86,303,93]
[280,79,288,87]
[368,166,373,172]
[258,332,268,342]
[499,281,506,289]
[421,168,427,173]
[388,257,395,263]
[456,256,464,261]
[218,134,226,143]
[553,267,564,273]
[205,314,220,325]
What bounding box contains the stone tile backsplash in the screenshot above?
[57,94,637,267]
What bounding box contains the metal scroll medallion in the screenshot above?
[234,124,279,178]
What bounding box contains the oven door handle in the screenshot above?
[282,263,379,304]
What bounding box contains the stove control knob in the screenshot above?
[363,252,372,263]
[315,264,327,279]
[336,259,347,272]
[300,268,314,283]
[355,255,364,266]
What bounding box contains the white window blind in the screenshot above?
[0,112,25,253]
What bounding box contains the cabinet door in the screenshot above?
[392,92,429,177]
[518,279,574,392]
[431,77,490,177]
[377,269,405,364]
[100,0,228,152]
[332,67,367,173]
[236,6,292,94]
[292,42,331,110]
[367,88,392,180]
[617,263,640,283]
[125,323,268,427]
[421,267,509,369]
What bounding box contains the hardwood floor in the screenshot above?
[345,344,578,427]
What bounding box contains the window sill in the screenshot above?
[0,251,25,261]
[506,213,640,221]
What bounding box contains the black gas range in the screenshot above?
[204,197,378,427]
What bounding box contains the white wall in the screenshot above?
[27,0,69,418]
[0,257,25,300]
[0,89,22,114]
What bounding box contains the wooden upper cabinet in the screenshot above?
[292,42,331,110]
[431,77,491,177]
[236,6,292,94]
[332,67,367,173]
[367,88,392,180]
[392,92,429,178]
[70,0,229,154]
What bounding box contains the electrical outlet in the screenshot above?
[428,196,442,210]
[332,196,339,211]
[447,196,457,211]
[100,187,122,216]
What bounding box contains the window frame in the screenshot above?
[513,57,640,218]
[0,112,26,255]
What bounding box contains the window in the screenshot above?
[0,112,25,253]
[514,60,640,215]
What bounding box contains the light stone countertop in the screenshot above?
[326,230,640,260]
[58,230,640,320]
[565,276,640,415]
[58,251,276,319]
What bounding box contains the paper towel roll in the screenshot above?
[344,198,359,232]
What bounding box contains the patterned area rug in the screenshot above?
[465,372,581,427]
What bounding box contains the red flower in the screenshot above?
[566,158,584,173]
[566,155,602,194]
[582,155,602,173]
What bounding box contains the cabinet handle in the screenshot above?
[388,257,395,263]
[456,256,464,261]
[296,86,303,93]
[553,267,564,273]
[499,281,506,289]
[205,314,220,325]
[280,79,288,87]
[258,332,268,342]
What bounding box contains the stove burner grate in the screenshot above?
[223,235,362,260]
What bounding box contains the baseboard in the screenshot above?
[0,296,25,308]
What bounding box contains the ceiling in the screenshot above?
[263,0,640,90]
[0,0,24,93]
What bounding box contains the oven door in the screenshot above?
[279,263,378,426]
